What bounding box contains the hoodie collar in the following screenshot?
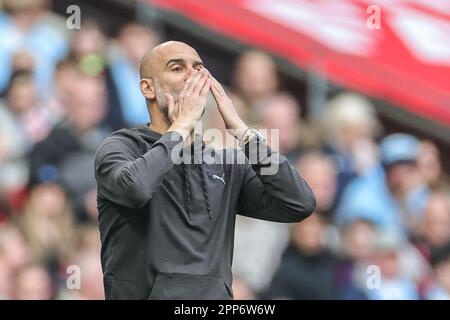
[133,123,163,144]
[134,123,213,162]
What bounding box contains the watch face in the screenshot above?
[256,132,266,143]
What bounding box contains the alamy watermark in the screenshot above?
[367,5,381,29]
[366,264,381,290]
[66,5,81,30]
[66,265,81,290]
[169,122,280,176]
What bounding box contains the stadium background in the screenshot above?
[0,0,449,300]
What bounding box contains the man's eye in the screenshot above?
[172,67,182,72]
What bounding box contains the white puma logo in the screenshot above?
[212,173,226,185]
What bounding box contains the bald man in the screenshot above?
[94,41,316,300]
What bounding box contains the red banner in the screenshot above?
[150,0,450,128]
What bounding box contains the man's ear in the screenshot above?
[140,78,155,100]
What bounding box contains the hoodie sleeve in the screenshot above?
[236,137,316,223]
[95,131,183,209]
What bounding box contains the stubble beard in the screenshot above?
[154,79,178,124]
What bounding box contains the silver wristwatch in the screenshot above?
[239,128,266,149]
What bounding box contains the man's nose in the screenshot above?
[185,67,200,80]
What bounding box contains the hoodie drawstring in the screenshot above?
[198,164,213,220]
[182,135,213,220]
[182,164,192,220]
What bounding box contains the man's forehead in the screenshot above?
[140,41,202,77]
[148,52,202,73]
[155,44,201,62]
[163,51,202,64]
[165,52,201,61]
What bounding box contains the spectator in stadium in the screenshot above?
[343,228,431,300]
[0,69,55,197]
[60,249,104,300]
[0,223,35,299]
[264,214,338,299]
[322,92,380,201]
[336,217,377,299]
[335,133,430,236]
[68,20,108,74]
[0,223,33,276]
[12,263,54,300]
[29,74,110,222]
[68,20,126,131]
[18,183,76,274]
[57,223,103,299]
[297,152,338,219]
[0,259,12,299]
[358,230,420,300]
[426,241,450,299]
[45,58,82,123]
[2,49,36,90]
[65,19,125,130]
[258,93,303,163]
[0,0,69,99]
[74,223,103,254]
[231,49,280,123]
[109,23,160,127]
[417,140,448,189]
[232,214,289,296]
[414,188,450,263]
[0,79,28,194]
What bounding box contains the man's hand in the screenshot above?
[168,68,211,139]
[209,75,249,141]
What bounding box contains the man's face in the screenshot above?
[385,162,417,197]
[151,43,204,113]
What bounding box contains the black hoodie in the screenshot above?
[94,124,315,300]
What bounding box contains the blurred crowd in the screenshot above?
[0,0,449,300]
